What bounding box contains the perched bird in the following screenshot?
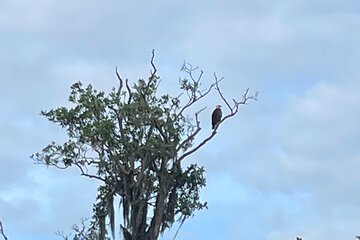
[211,105,222,129]
[71,81,82,89]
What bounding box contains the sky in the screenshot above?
[1,0,360,239]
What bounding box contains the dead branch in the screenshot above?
[149,49,157,81]
[74,162,106,182]
[181,62,203,84]
[214,73,231,111]
[176,63,222,119]
[0,220,8,240]
[115,67,123,97]
[55,230,71,240]
[178,74,257,162]
[176,107,206,158]
[73,218,91,240]
[215,73,258,111]
[126,79,132,104]
[213,89,257,131]
[177,126,216,162]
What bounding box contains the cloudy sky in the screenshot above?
[1,0,360,239]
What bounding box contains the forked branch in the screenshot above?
[178,73,257,162]
[176,63,223,118]
[74,162,106,182]
[177,107,207,152]
[214,73,258,113]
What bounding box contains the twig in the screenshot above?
[55,230,71,240]
[74,218,90,240]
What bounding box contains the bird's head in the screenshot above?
[216,105,222,109]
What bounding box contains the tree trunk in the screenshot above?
[146,175,168,240]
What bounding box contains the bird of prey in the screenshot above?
[71,81,82,89]
[211,105,222,129]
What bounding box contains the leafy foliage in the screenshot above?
[33,67,209,240]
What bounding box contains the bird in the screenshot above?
[71,81,82,89]
[211,105,222,129]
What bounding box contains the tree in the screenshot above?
[32,50,257,240]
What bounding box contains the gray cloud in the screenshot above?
[1,0,360,239]
[197,80,360,239]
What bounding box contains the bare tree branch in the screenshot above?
[34,161,69,170]
[213,87,257,130]
[115,67,123,97]
[178,127,216,162]
[72,218,91,240]
[176,107,206,152]
[214,73,231,111]
[178,74,257,162]
[176,63,222,119]
[181,62,202,84]
[74,162,106,182]
[177,107,208,161]
[126,79,132,104]
[0,220,8,240]
[55,230,71,240]
[150,49,157,81]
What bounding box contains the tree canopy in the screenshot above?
[32,51,257,240]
